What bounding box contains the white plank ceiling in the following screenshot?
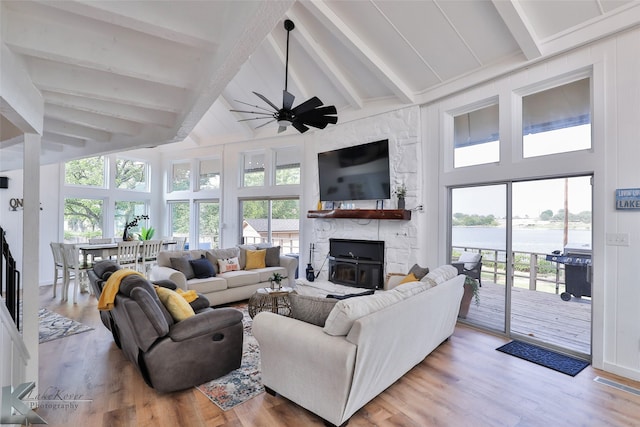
[1,0,639,171]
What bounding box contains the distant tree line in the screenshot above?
[452,213,499,226]
[539,209,591,223]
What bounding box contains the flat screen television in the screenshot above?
[318,139,391,202]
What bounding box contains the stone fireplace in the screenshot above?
[328,238,385,289]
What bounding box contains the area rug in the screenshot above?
[196,305,264,411]
[38,308,94,343]
[496,340,589,376]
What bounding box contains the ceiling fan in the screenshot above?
[230,19,338,134]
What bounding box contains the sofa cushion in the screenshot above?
[290,294,339,327]
[217,257,240,273]
[186,276,228,294]
[221,270,260,288]
[207,247,240,268]
[408,263,429,280]
[392,280,433,298]
[155,286,196,322]
[245,249,267,270]
[323,291,403,336]
[170,255,195,280]
[423,264,459,286]
[189,255,216,279]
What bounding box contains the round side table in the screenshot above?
[248,287,295,318]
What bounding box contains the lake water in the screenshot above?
[452,227,592,254]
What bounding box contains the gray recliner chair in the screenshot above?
[88,260,244,393]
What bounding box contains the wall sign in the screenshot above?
[615,188,640,210]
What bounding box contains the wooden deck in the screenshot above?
[461,281,591,355]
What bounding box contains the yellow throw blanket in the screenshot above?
[98,269,144,311]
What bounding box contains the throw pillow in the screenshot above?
[408,263,429,280]
[398,272,418,285]
[189,255,215,279]
[237,244,257,270]
[290,294,339,327]
[170,255,195,280]
[155,286,195,322]
[325,289,375,300]
[245,249,267,270]
[217,257,240,273]
[206,247,240,271]
[458,252,481,270]
[264,246,281,267]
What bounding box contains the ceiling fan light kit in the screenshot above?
[231,19,338,134]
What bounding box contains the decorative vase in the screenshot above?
[398,197,405,210]
[271,280,281,290]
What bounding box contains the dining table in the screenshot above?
[76,240,176,268]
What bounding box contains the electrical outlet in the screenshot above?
[606,233,630,246]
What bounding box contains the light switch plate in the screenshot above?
[606,233,630,246]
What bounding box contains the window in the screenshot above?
[171,162,191,191]
[199,158,221,190]
[168,201,190,244]
[197,200,220,249]
[242,152,265,187]
[522,78,591,158]
[240,198,299,254]
[65,156,106,187]
[115,201,148,238]
[116,158,148,191]
[275,148,300,185]
[454,103,499,168]
[64,198,104,242]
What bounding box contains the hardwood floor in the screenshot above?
[34,285,640,427]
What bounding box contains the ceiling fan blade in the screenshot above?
[229,109,273,116]
[283,90,295,110]
[255,119,276,129]
[291,96,323,115]
[238,117,276,122]
[292,121,310,133]
[233,99,275,112]
[253,91,280,111]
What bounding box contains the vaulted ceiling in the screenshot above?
[1,0,639,171]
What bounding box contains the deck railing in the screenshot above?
[452,246,566,295]
[1,226,21,329]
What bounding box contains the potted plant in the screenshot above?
[269,272,287,290]
[139,226,155,241]
[394,183,407,210]
[458,276,480,319]
[122,214,149,241]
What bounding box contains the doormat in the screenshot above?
[496,340,589,376]
[196,304,264,411]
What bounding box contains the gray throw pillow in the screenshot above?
[290,293,339,327]
[264,246,281,267]
[408,263,429,280]
[237,244,257,270]
[170,255,195,280]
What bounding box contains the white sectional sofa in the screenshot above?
[253,265,464,427]
[150,247,297,307]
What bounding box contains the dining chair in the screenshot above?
[49,242,66,299]
[139,239,163,276]
[117,240,141,270]
[60,242,90,303]
[172,236,187,251]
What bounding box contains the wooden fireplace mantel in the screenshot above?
[307,209,411,220]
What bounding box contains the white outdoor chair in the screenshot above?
[139,240,163,276]
[117,240,141,270]
[172,236,187,251]
[49,242,65,299]
[60,243,90,303]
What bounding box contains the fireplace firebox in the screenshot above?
[328,238,384,289]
